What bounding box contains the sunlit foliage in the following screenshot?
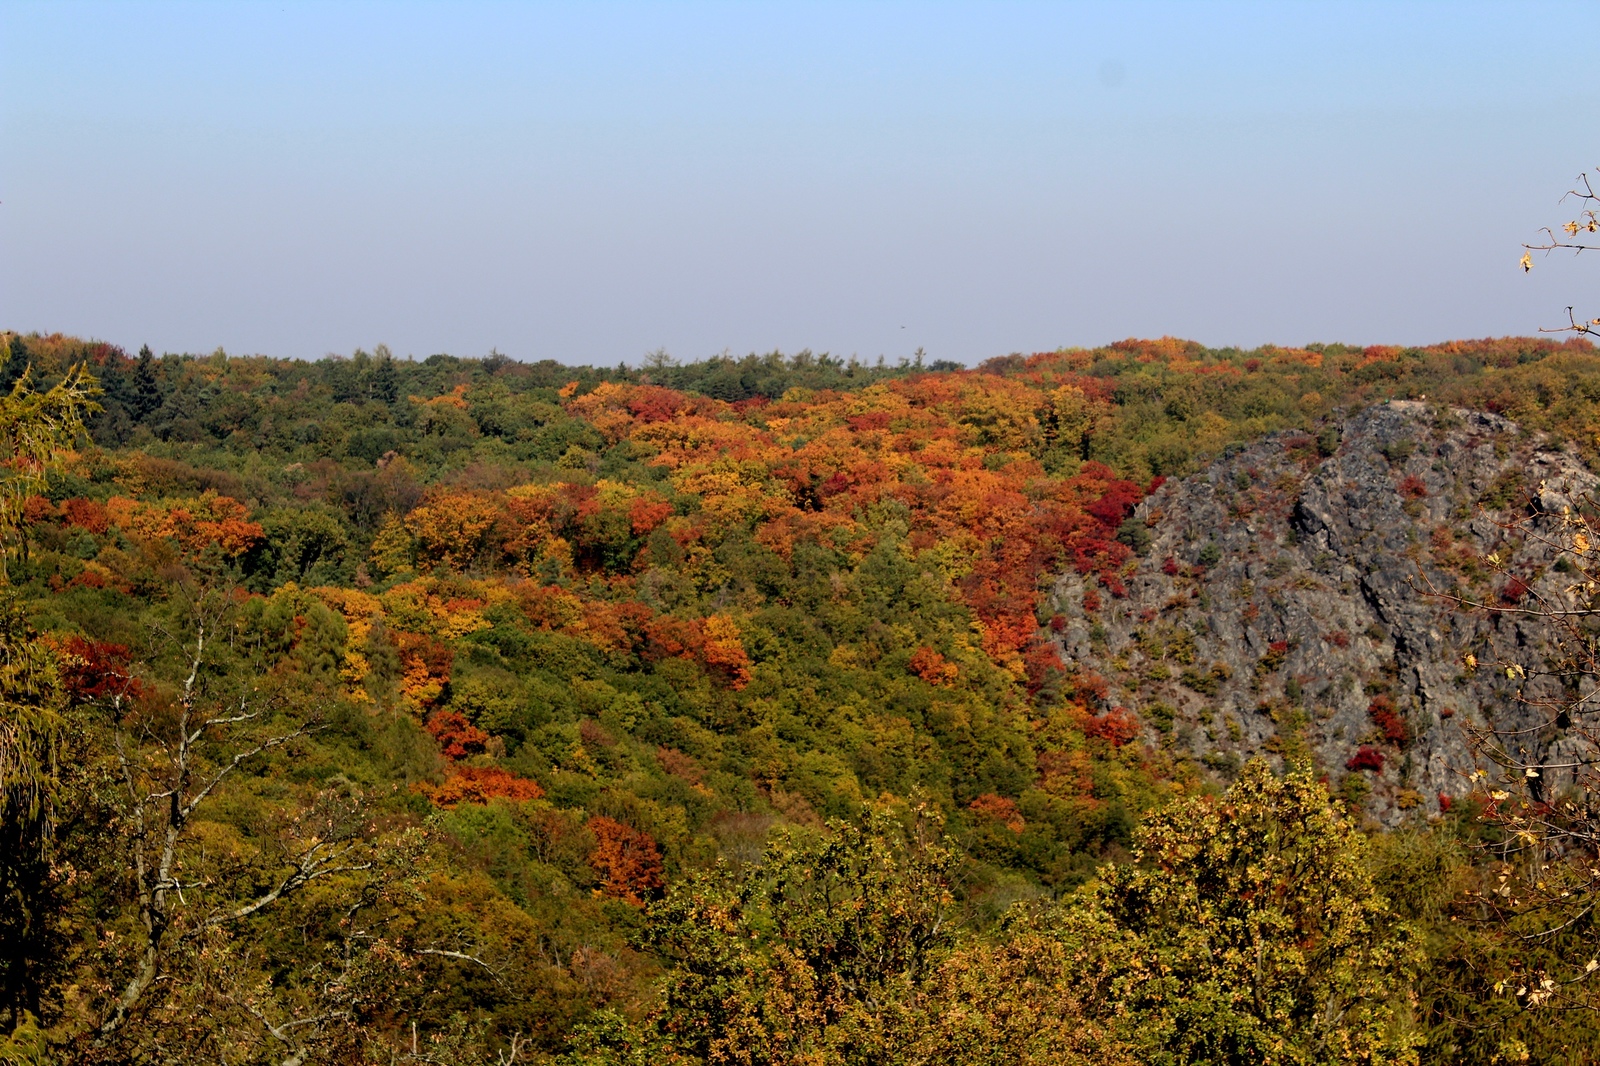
[7,328,1600,1059]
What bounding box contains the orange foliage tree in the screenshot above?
[587,815,665,905]
[419,766,544,808]
[105,491,264,557]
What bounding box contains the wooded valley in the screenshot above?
[5,331,1600,1063]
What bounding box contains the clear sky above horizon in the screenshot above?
[3,1,1597,366]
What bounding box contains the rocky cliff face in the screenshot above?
[1049,401,1597,823]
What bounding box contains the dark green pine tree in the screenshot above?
[373,350,399,407]
[131,345,162,422]
[96,350,130,407]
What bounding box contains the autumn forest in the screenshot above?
[7,330,1600,1063]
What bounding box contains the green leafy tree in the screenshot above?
[1077,758,1424,1065]
[0,364,97,1034]
[575,803,958,1066]
[252,504,354,587]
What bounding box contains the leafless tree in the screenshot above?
[1522,167,1600,338]
[96,580,369,1041]
[1419,476,1600,1010]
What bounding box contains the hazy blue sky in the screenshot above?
[3,1,1597,365]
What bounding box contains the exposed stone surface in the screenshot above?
[1049,401,1597,823]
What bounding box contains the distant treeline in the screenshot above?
[8,331,1596,483]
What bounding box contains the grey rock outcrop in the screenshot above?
[1049,401,1596,824]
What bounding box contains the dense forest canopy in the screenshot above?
[5,329,1600,1062]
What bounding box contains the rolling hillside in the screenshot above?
[5,330,1600,1062]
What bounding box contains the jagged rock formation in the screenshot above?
[1050,401,1597,823]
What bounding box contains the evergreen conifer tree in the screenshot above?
[373,349,399,406]
[131,345,161,422]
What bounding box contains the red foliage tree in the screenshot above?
[628,496,673,536]
[642,615,703,662]
[1367,694,1410,746]
[625,385,685,423]
[968,793,1025,833]
[53,636,141,704]
[1346,746,1385,773]
[1021,637,1067,695]
[426,709,490,760]
[641,614,751,689]
[1080,707,1142,748]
